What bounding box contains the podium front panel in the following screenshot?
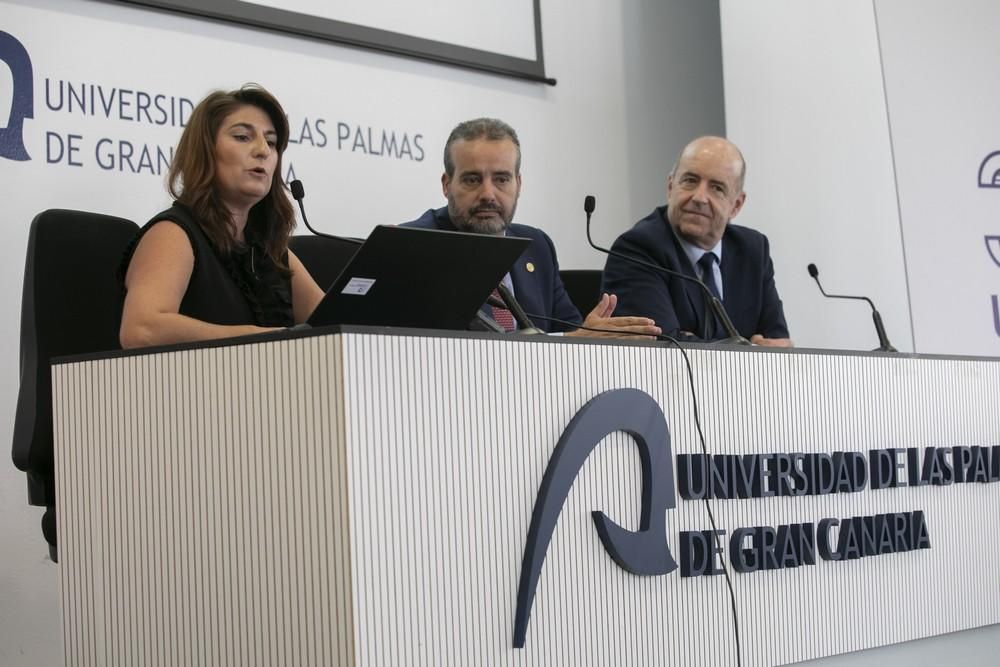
[54,330,1000,666]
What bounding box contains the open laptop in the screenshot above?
[307,225,531,330]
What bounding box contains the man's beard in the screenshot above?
[447,197,517,235]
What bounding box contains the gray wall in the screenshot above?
[621,0,726,226]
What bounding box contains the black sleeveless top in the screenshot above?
[120,203,293,327]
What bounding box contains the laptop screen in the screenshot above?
[307,225,530,330]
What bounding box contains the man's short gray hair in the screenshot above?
[670,136,747,192]
[443,118,521,177]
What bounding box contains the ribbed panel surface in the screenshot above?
[54,336,354,667]
[54,332,1000,667]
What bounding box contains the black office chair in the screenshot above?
[12,209,139,561]
[289,234,362,291]
[560,269,604,316]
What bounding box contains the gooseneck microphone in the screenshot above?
[584,195,750,345]
[806,263,897,352]
[289,180,364,246]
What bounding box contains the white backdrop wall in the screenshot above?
[0,0,725,664]
[720,0,912,354]
[873,0,1000,355]
[721,0,1000,358]
[720,0,1000,663]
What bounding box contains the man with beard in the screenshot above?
[602,136,791,345]
[403,117,660,338]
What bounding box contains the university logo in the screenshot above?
[978,151,1000,188]
[513,388,677,647]
[987,237,1000,269]
[980,152,1000,336]
[0,30,33,161]
[987,236,1000,337]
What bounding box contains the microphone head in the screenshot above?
[290,179,305,201]
[584,195,596,214]
[807,263,819,278]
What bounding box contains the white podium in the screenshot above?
[53,327,1000,666]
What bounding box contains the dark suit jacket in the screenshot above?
[401,207,582,333]
[601,206,789,341]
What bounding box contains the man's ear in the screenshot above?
[730,191,747,219]
[441,172,450,198]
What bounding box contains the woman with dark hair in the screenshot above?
[120,84,324,348]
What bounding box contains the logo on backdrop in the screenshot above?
[978,151,1000,188]
[0,31,425,177]
[0,30,34,161]
[987,236,1000,336]
[978,153,999,335]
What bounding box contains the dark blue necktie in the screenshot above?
[697,253,720,338]
[697,252,721,299]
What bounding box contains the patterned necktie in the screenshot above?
[490,288,516,332]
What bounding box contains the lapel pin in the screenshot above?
[526,262,535,273]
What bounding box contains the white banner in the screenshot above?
[875,0,1000,355]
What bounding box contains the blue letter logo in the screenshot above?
[988,236,1000,337]
[0,30,33,162]
[513,388,677,648]
[978,151,1000,188]
[986,236,1000,269]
